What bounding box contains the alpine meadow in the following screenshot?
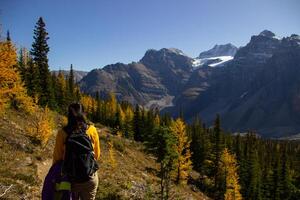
[1,0,300,199]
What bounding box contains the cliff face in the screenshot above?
[169,31,300,137]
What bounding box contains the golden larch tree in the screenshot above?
[80,95,94,113]
[26,106,55,146]
[170,118,192,184]
[154,114,160,126]
[107,92,117,119]
[221,148,243,200]
[0,40,35,113]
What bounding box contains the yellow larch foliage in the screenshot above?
[107,92,117,118]
[116,130,123,138]
[108,139,117,169]
[0,40,35,113]
[26,106,55,146]
[80,95,94,113]
[119,104,126,123]
[170,118,192,185]
[57,71,67,91]
[154,114,160,126]
[124,106,134,121]
[221,148,243,200]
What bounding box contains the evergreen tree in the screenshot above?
[56,70,66,112]
[74,86,81,102]
[271,145,282,200]
[144,109,156,142]
[213,114,224,199]
[6,30,11,42]
[189,116,206,172]
[30,17,55,108]
[247,147,262,200]
[133,104,142,141]
[17,47,29,82]
[68,64,75,99]
[280,144,292,200]
[161,113,172,126]
[114,105,122,130]
[95,91,101,122]
[149,126,177,200]
[123,106,134,138]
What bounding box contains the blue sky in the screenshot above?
[1,0,300,71]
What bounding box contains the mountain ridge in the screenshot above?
[79,30,300,137]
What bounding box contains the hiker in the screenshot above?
[52,103,100,200]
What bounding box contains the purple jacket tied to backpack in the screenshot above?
[42,161,74,200]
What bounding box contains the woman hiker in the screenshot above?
[52,103,100,200]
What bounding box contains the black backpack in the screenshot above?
[62,127,99,183]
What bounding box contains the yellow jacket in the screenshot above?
[53,125,100,164]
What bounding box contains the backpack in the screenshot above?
[62,127,99,183]
[42,161,73,200]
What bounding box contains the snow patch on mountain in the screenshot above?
[192,56,234,67]
[209,56,234,67]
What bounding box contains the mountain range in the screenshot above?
[79,30,300,138]
[52,70,88,82]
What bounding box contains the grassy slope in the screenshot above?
[0,110,210,200]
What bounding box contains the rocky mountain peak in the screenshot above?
[140,48,192,68]
[290,34,300,40]
[259,30,276,38]
[142,48,188,60]
[198,43,238,59]
[165,48,187,56]
[234,30,281,62]
[287,34,300,45]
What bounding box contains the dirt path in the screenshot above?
[36,159,52,192]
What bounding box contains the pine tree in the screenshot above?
[161,113,172,126]
[6,30,11,42]
[189,116,205,172]
[25,58,40,98]
[123,106,134,138]
[133,104,142,141]
[18,47,30,82]
[95,91,101,122]
[213,114,224,198]
[55,70,67,111]
[170,118,192,185]
[144,109,156,142]
[271,144,282,200]
[114,104,122,130]
[280,144,292,200]
[107,93,117,126]
[68,64,75,100]
[30,17,55,108]
[247,147,262,200]
[151,126,177,200]
[74,86,81,102]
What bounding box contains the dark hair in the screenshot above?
[64,103,87,133]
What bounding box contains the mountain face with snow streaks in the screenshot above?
[80,30,300,137]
